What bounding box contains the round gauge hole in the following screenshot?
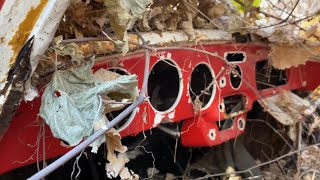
[189,64,214,109]
[148,60,181,112]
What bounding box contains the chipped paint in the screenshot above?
[0,0,47,85]
[8,0,48,66]
[0,0,71,102]
[142,107,147,124]
[166,52,172,59]
[168,110,175,119]
[187,82,191,104]
[153,113,165,127]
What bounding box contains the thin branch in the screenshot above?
[102,100,133,105]
[247,119,294,150]
[183,0,224,30]
[193,142,320,180]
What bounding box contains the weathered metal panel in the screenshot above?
[0,0,70,140]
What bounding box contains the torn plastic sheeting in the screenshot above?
[39,62,138,146]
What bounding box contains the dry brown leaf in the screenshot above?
[301,146,320,173]
[138,12,152,32]
[106,154,129,178]
[51,36,84,64]
[106,128,127,161]
[119,167,139,180]
[270,44,320,69]
[153,19,166,31]
[194,16,207,29]
[104,0,152,55]
[73,27,84,39]
[179,21,195,39]
[165,173,177,180]
[94,17,108,28]
[93,69,120,83]
[105,129,139,179]
[57,1,106,38]
[178,0,199,39]
[103,98,131,114]
[166,13,179,31]
[198,1,226,19]
[309,116,320,134]
[193,96,203,115]
[79,41,115,56]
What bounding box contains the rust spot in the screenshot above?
[8,0,48,66]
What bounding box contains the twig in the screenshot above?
[42,121,47,170]
[61,35,156,52]
[294,123,302,179]
[71,149,85,180]
[229,5,320,32]
[261,150,289,180]
[283,0,300,22]
[247,119,294,150]
[102,100,133,105]
[184,148,193,178]
[13,150,37,164]
[174,134,178,163]
[183,0,224,30]
[193,142,320,180]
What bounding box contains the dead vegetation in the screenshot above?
[4,0,320,179]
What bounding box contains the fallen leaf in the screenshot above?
[178,0,199,39]
[93,68,120,83]
[106,128,128,161]
[56,1,106,38]
[106,153,129,178]
[104,0,152,55]
[51,36,84,64]
[270,43,320,69]
[119,167,139,180]
[105,129,138,179]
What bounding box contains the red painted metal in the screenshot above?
[0,0,4,11]
[1,42,320,174]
